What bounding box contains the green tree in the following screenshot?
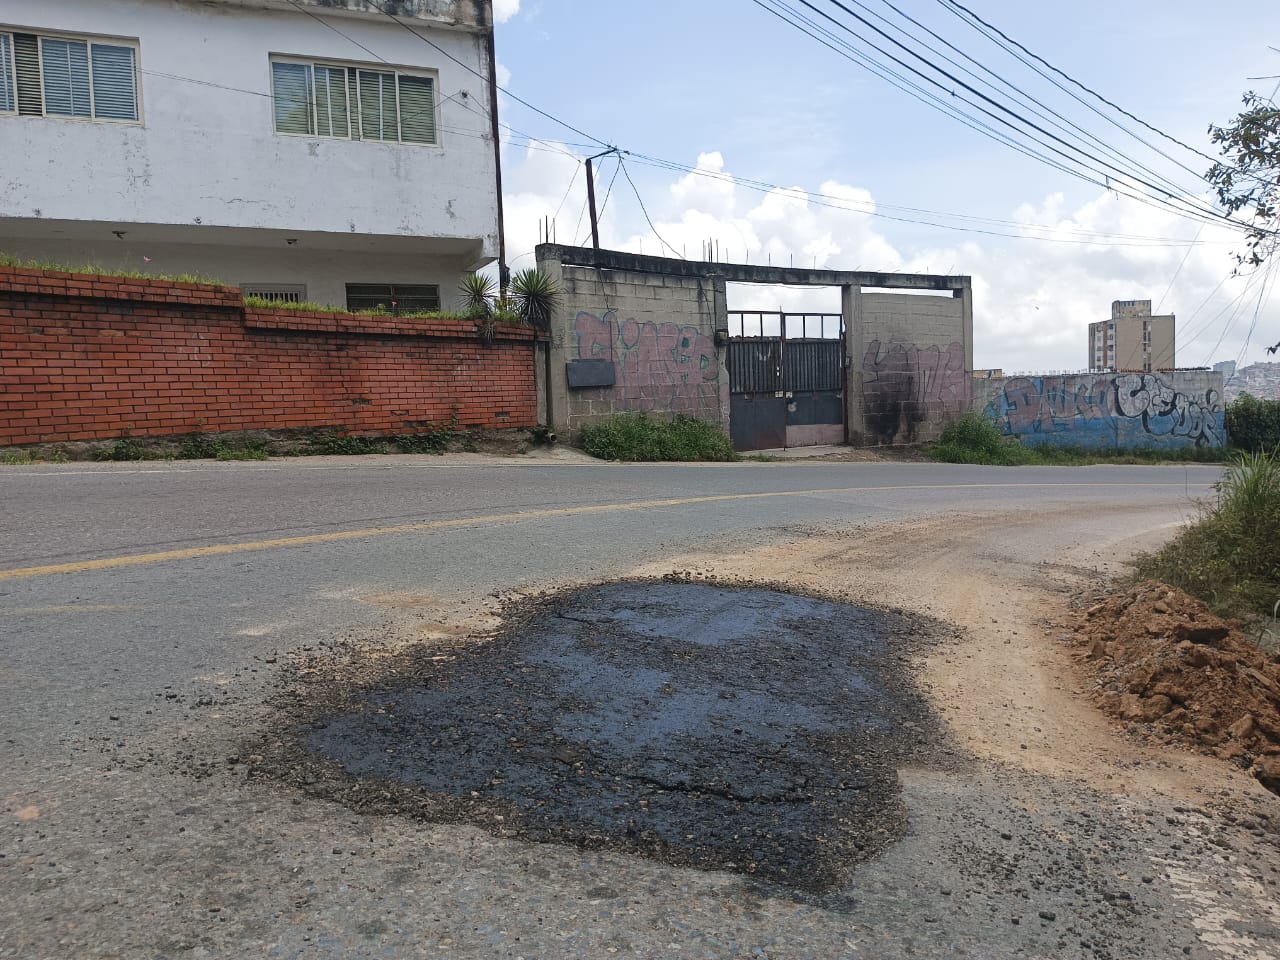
[1207,91,1279,271]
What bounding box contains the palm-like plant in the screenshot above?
[458,272,496,319]
[510,268,560,331]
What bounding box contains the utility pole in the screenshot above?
[584,148,617,250]
[483,22,507,290]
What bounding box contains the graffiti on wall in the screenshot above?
[575,310,721,415]
[983,373,1225,448]
[862,340,967,443]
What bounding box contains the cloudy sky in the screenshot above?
[486,0,1280,373]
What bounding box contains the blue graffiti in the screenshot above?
[983,373,1225,449]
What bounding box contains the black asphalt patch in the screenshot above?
[253,580,956,893]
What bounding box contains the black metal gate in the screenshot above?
[727,312,845,452]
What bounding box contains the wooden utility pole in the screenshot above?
[584,149,617,250]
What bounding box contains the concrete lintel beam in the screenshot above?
[535,244,971,292]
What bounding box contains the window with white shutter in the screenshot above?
[0,29,139,122]
[271,56,437,146]
[271,60,312,135]
[90,43,138,121]
[0,34,14,114]
[313,65,349,138]
[396,73,435,144]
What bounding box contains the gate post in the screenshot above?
[842,284,864,446]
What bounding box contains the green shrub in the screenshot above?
[1134,450,1280,621]
[1225,392,1280,453]
[312,433,387,456]
[96,436,149,461]
[579,412,738,462]
[929,412,1034,466]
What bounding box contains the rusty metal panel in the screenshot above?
[727,339,781,394]
[730,394,786,451]
[783,340,843,392]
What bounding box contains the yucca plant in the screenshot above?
[458,272,496,319]
[509,268,560,330]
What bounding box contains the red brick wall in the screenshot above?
[0,266,539,445]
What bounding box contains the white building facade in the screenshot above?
[0,0,502,311]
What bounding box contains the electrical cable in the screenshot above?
[596,155,623,222]
[362,0,612,148]
[848,0,1212,201]
[936,0,1222,169]
[789,0,1240,230]
[619,156,685,259]
[626,149,1218,248]
[552,164,581,223]
[749,0,1241,234]
[144,56,1232,249]
[1156,224,1205,314]
[1233,258,1280,365]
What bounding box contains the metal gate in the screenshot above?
[727,311,845,452]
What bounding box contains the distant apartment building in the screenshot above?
[1213,360,1237,378]
[1088,300,1174,373]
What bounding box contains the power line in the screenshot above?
[786,0,1238,231]
[1234,258,1280,365]
[1156,224,1205,314]
[287,0,388,63]
[288,0,1261,244]
[596,155,623,222]
[936,0,1221,170]
[751,0,1236,234]
[619,157,684,259]
[847,0,1210,202]
[625,149,1224,248]
[148,6,1263,255]
[361,0,611,149]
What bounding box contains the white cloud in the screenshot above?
[498,147,1278,371]
[493,0,520,24]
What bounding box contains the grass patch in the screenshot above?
[176,431,269,461]
[579,412,738,462]
[928,412,1231,466]
[1,449,67,465]
[0,252,219,285]
[1133,450,1280,627]
[242,295,473,322]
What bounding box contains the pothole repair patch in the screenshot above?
[252,581,956,893]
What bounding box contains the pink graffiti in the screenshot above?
[1002,375,1117,434]
[575,310,720,414]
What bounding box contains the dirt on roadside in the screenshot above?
[1075,581,1280,796]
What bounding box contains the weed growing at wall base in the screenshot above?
[929,413,1034,465]
[579,413,738,463]
[929,413,1232,466]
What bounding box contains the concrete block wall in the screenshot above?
[855,292,969,444]
[539,245,971,448]
[976,370,1225,449]
[0,265,538,446]
[541,260,729,436]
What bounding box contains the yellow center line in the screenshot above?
[0,480,1200,582]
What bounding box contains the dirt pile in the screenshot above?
[1075,581,1280,796]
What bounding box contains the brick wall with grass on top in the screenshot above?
[0,265,539,446]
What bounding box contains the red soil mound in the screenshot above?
[1074,581,1280,796]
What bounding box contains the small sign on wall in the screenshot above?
[566,359,617,389]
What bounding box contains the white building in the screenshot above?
[0,0,503,312]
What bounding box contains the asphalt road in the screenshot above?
[5,453,1268,960]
